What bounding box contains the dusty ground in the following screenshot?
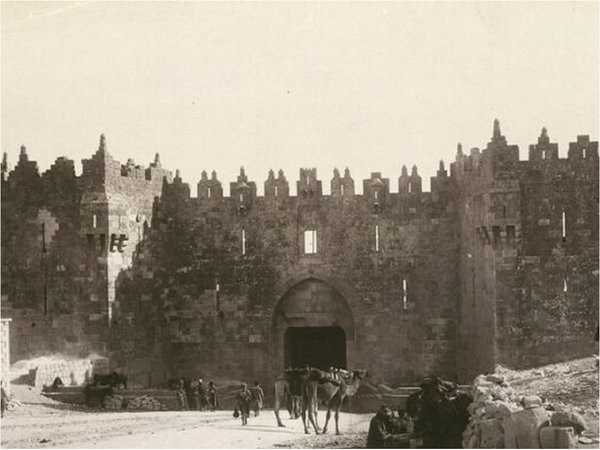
[2,356,598,448]
[1,386,370,449]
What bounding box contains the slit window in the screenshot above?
[506,226,515,243]
[374,190,378,200]
[562,211,566,239]
[402,279,408,310]
[375,225,380,252]
[304,230,317,254]
[340,184,345,196]
[92,214,97,228]
[492,226,501,247]
[86,234,94,250]
[207,187,211,198]
[408,182,412,193]
[239,193,244,202]
[242,229,246,255]
[563,277,568,292]
[274,186,278,197]
[583,148,587,159]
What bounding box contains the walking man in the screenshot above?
[251,381,264,417]
[236,383,253,426]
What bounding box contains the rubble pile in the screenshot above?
[462,374,522,448]
[125,395,165,411]
[463,372,591,448]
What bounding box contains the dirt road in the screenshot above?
[1,400,370,449]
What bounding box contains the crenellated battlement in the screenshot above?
[451,122,598,186]
[5,123,596,210]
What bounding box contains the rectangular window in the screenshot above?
[242,229,246,255]
[375,225,380,252]
[340,184,344,196]
[274,186,278,197]
[92,214,97,228]
[239,193,244,202]
[304,230,317,254]
[402,278,408,310]
[374,190,378,200]
[408,183,412,193]
[207,187,211,198]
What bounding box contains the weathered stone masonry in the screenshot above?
[1,121,598,387]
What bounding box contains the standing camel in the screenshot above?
[302,368,368,435]
[273,368,310,428]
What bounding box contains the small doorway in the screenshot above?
[284,326,346,370]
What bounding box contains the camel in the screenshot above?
[302,368,368,435]
[273,368,310,428]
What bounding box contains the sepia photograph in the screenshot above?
[0,1,598,448]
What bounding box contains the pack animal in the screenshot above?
[302,368,368,435]
[274,368,309,428]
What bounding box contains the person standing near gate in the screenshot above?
[175,378,188,410]
[208,381,219,411]
[197,379,208,411]
[236,383,253,426]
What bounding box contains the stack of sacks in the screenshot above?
[103,394,124,410]
[462,374,523,448]
[126,395,164,411]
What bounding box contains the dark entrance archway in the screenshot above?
[271,277,355,374]
[284,326,346,369]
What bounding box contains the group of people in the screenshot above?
[367,405,414,449]
[174,378,218,411]
[234,381,265,426]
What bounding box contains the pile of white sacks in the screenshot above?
[125,395,165,411]
[102,394,165,411]
[462,374,586,448]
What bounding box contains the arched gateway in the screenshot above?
[271,277,356,373]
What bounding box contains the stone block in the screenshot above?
[522,395,543,409]
[512,407,549,448]
[550,411,586,434]
[539,426,576,448]
[479,418,504,448]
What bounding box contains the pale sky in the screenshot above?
[2,1,598,194]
